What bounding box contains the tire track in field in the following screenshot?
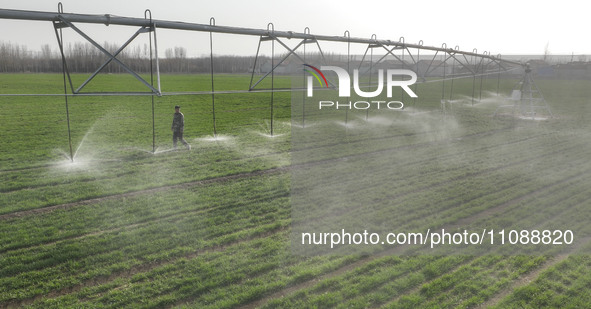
[1,126,548,256]
[451,169,591,229]
[32,161,588,308]
[0,148,280,194]
[358,176,591,308]
[371,190,591,309]
[237,244,473,309]
[0,126,561,256]
[236,162,591,309]
[236,246,411,309]
[5,224,290,308]
[0,130,565,245]
[296,133,578,231]
[235,239,453,309]
[368,257,479,309]
[1,189,287,255]
[3,129,576,307]
[0,126,564,305]
[0,167,288,221]
[0,125,487,194]
[0,162,59,174]
[0,126,545,273]
[376,254,545,309]
[0,123,443,176]
[478,236,591,308]
[366,177,591,308]
[0,124,534,221]
[374,236,591,308]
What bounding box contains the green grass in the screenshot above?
[0,72,590,308]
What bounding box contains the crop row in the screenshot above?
[0,128,291,215]
[0,106,532,217]
[1,106,531,252]
[3,122,588,304]
[492,255,591,308]
[294,127,588,227]
[0,174,291,303]
[262,255,546,308]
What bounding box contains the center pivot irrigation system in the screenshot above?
[0,4,551,162]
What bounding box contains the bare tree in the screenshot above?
[0,40,258,74]
[165,48,173,59]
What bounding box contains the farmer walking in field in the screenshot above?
[171,105,191,150]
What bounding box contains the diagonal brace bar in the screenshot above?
[444,52,476,75]
[377,43,415,70]
[76,26,151,93]
[249,36,306,90]
[58,16,160,94]
[424,53,454,77]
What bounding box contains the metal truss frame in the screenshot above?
[0,4,530,158]
[52,5,161,96]
[0,6,521,94]
[493,64,553,119]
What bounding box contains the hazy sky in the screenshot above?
[0,0,588,57]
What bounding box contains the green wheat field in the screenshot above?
[1,73,591,308]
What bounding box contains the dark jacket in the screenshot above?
[172,112,184,132]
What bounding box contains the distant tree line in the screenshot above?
[0,41,263,74]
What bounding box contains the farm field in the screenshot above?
[1,73,591,308]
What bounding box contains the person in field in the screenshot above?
[171,105,191,150]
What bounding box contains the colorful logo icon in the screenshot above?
[303,64,328,88]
